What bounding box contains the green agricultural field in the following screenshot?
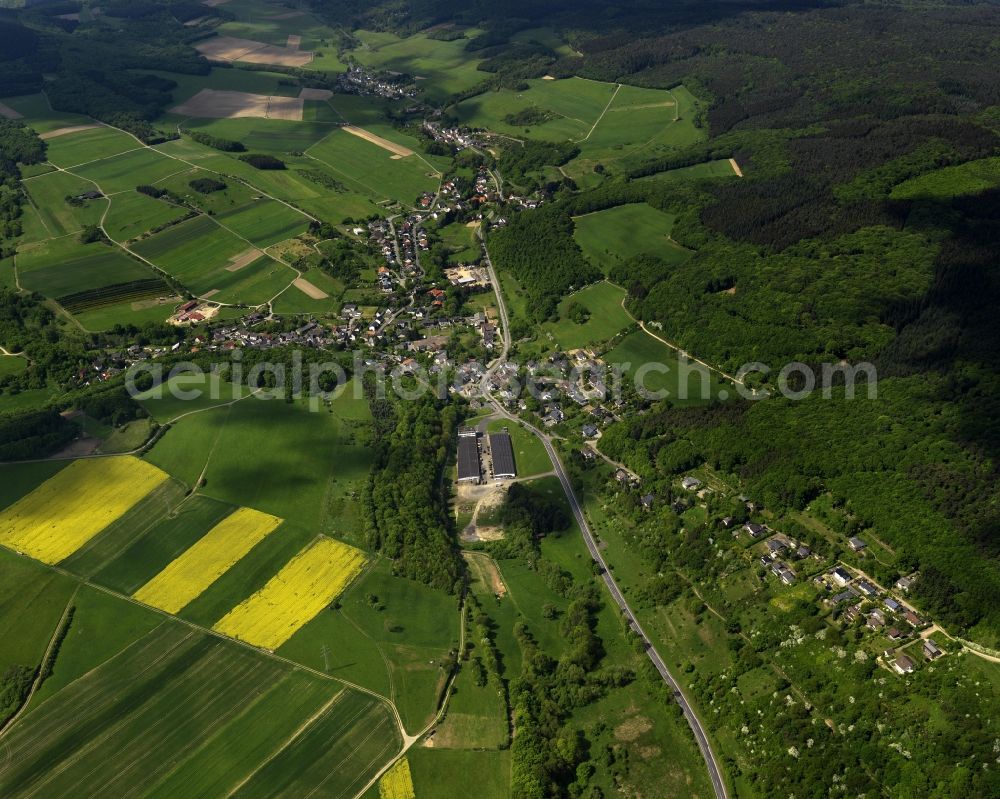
[142,390,372,532]
[351,29,486,102]
[0,549,76,675]
[604,329,732,405]
[306,128,440,207]
[27,585,162,708]
[152,142,383,222]
[59,478,189,578]
[408,749,511,799]
[539,281,633,350]
[143,671,338,799]
[43,127,140,168]
[573,202,692,274]
[21,170,106,239]
[0,622,363,799]
[91,495,236,595]
[132,215,296,303]
[233,689,401,799]
[71,147,186,194]
[179,116,336,154]
[103,189,190,242]
[281,558,461,734]
[638,158,741,183]
[215,199,310,247]
[178,521,316,627]
[16,238,163,304]
[0,94,94,135]
[270,269,344,315]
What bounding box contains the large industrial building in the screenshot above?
[457,427,482,483]
[488,431,517,479]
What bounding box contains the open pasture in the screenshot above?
[307,128,439,206]
[637,158,742,184]
[42,126,140,168]
[407,750,510,799]
[213,536,368,650]
[21,170,106,239]
[0,457,168,564]
[539,280,633,350]
[573,202,691,273]
[134,507,283,614]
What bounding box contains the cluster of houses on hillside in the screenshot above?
[335,64,417,99]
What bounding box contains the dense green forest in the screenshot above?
[363,383,464,592]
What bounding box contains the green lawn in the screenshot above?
[0,354,28,378]
[573,202,692,274]
[539,281,633,350]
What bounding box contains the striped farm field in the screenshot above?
[133,507,282,614]
[0,457,168,564]
[379,757,415,799]
[213,536,367,650]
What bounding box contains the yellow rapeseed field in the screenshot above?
[133,507,282,614]
[0,456,168,564]
[213,536,367,650]
[379,757,415,799]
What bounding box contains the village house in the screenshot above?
[894,654,916,675]
[848,536,867,552]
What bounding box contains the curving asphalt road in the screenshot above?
[479,230,729,799]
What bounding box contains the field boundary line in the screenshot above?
[576,82,621,143]
[0,586,79,739]
[223,689,347,798]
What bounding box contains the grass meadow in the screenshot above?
[539,281,634,350]
[281,558,461,734]
[573,202,692,274]
[605,329,732,404]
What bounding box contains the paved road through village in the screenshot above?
[479,229,730,799]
